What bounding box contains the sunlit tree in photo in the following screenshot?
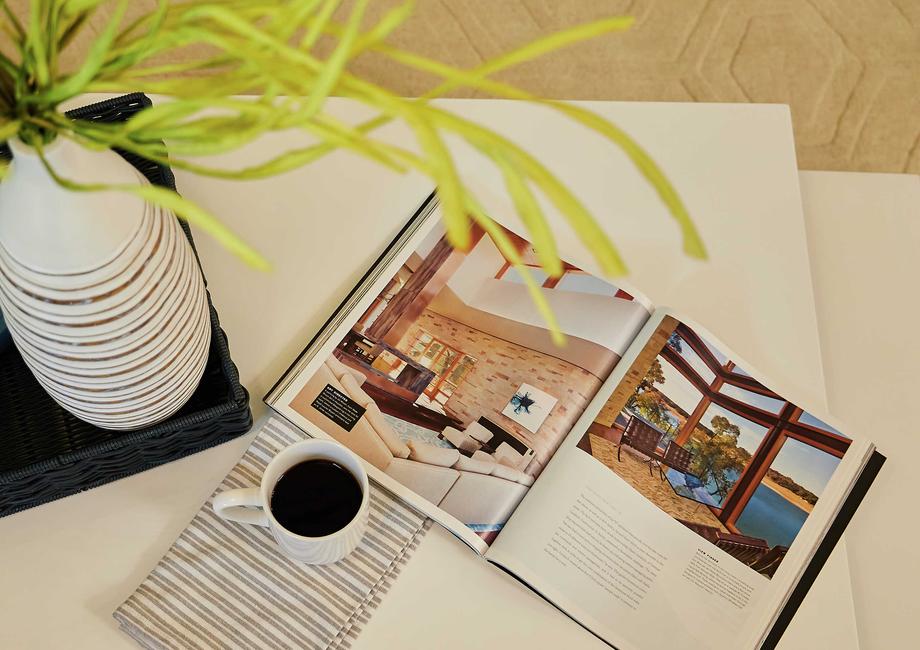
[687,415,746,501]
[626,358,674,430]
[0,1,707,342]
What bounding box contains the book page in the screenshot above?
[487,310,873,649]
[268,193,652,551]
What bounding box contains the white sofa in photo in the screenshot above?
[289,356,532,530]
[442,421,536,473]
[493,442,535,472]
[441,420,494,453]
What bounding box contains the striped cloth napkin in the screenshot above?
[114,416,428,650]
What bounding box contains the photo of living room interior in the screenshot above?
[577,316,851,577]
[290,216,650,541]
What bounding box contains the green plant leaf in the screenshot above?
[100,0,169,74]
[1,1,25,40]
[415,100,628,276]
[466,197,565,346]
[0,2,707,336]
[300,0,341,49]
[448,16,633,89]
[57,2,104,51]
[26,0,51,87]
[492,153,562,277]
[354,0,413,49]
[30,0,129,105]
[302,0,368,117]
[366,38,706,260]
[0,119,20,140]
[128,184,271,271]
[410,119,469,250]
[271,0,325,42]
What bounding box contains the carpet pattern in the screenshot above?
[585,432,727,530]
[382,412,455,448]
[24,0,919,174]
[363,0,920,174]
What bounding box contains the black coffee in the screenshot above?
[270,459,362,537]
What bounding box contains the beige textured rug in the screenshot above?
[358,0,920,174]
[13,0,920,173]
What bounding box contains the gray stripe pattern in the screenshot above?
[114,416,428,649]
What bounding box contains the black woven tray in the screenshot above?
[0,94,253,518]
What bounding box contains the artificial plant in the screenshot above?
[0,0,706,342]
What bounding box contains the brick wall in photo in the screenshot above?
[396,309,602,476]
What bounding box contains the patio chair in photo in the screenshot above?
[714,531,770,564]
[659,440,694,480]
[749,545,789,578]
[676,519,720,544]
[617,416,665,476]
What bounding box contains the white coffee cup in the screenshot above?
[213,439,369,565]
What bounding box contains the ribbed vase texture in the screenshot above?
[0,138,210,430]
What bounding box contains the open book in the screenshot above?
[266,193,882,650]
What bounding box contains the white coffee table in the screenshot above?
[0,97,876,648]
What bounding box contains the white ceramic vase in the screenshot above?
[0,137,211,430]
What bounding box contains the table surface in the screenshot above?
[799,170,920,649]
[664,469,721,509]
[0,97,894,649]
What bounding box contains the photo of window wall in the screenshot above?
[576,316,851,578]
[288,214,650,544]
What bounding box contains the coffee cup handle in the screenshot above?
[213,488,269,527]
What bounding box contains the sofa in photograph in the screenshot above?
[441,419,536,473]
[441,420,493,454]
[289,356,533,530]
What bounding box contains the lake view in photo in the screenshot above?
[735,483,810,548]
